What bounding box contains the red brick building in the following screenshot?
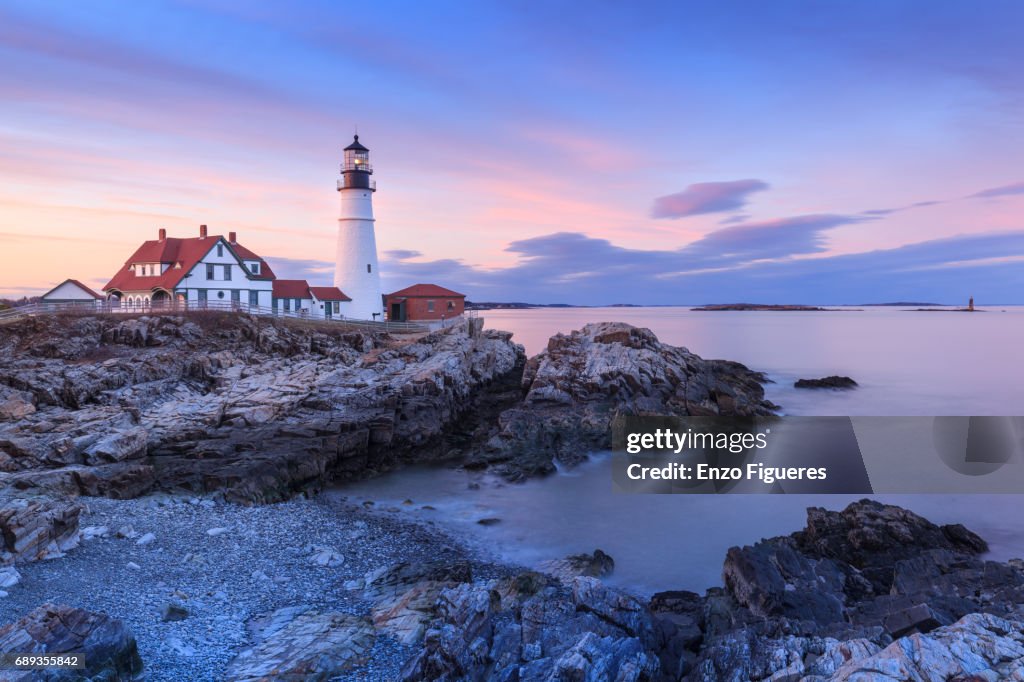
[383,284,465,322]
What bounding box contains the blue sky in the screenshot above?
[1,0,1023,303]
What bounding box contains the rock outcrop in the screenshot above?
[686,500,1022,681]
[474,322,775,479]
[390,501,1024,681]
[401,573,662,681]
[225,606,375,681]
[0,603,143,680]
[794,376,858,389]
[0,313,523,503]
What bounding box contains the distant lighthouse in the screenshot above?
[334,135,382,320]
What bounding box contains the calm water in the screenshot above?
[338,306,1024,594]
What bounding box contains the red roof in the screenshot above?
[104,235,274,293]
[309,286,351,301]
[231,242,276,280]
[272,279,311,299]
[385,283,465,298]
[41,279,104,300]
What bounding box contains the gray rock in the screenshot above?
[0,602,143,680]
[225,606,375,680]
[135,532,155,546]
[479,322,775,480]
[161,601,189,622]
[0,497,81,564]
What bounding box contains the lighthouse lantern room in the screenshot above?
[334,135,383,319]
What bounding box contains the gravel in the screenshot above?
[0,491,516,681]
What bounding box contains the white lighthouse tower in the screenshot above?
[334,135,382,320]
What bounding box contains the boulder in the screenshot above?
[0,603,143,680]
[537,549,615,582]
[0,497,81,564]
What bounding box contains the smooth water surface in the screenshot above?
[338,306,1024,594]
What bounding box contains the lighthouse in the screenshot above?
[334,135,383,320]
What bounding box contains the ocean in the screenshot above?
[337,306,1024,595]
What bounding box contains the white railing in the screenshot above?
[0,300,431,333]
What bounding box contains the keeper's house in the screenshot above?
[102,225,350,320]
[383,284,465,322]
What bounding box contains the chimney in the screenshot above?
[158,228,166,241]
[199,224,208,238]
[229,231,237,244]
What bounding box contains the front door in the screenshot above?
[325,302,332,319]
[390,302,403,321]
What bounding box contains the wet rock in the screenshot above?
[794,375,858,389]
[793,499,988,593]
[0,603,143,680]
[538,549,615,583]
[225,606,375,680]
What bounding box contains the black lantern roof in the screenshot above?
[344,135,369,152]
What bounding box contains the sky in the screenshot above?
[1,0,1023,304]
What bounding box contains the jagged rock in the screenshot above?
[0,497,81,564]
[794,376,858,389]
[793,499,988,593]
[538,549,615,583]
[225,606,375,681]
[823,613,1024,681]
[359,560,473,645]
[0,314,524,503]
[401,571,661,681]
[481,322,775,480]
[0,603,143,680]
[689,628,882,681]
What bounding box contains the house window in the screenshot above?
[284,299,291,312]
[217,244,223,257]
[206,264,214,280]
[198,290,207,303]
[250,263,260,274]
[249,291,258,307]
[224,264,232,280]
[447,301,455,311]
[294,298,301,310]
[427,300,435,312]
[217,291,225,299]
[367,264,371,273]
[333,302,340,314]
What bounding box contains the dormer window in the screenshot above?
[217,244,224,257]
[249,263,260,275]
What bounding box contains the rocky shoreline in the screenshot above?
[2,313,1023,679]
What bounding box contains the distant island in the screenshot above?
[691,303,854,312]
[857,301,945,307]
